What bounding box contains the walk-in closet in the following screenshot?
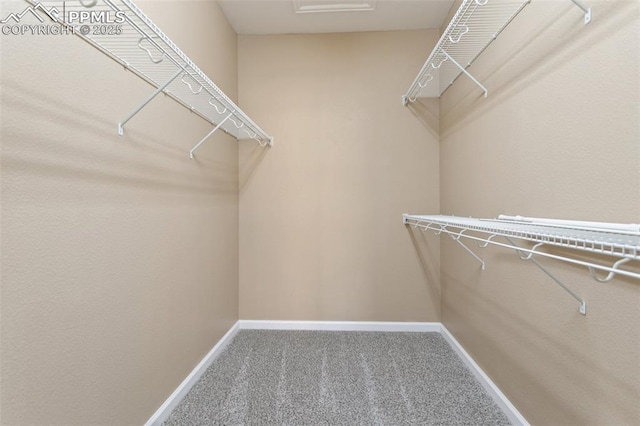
[1,0,638,424]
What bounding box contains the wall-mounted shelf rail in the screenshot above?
[402,0,591,104]
[403,214,640,315]
[32,0,273,156]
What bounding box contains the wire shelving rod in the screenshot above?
[29,0,274,154]
[403,214,640,315]
[402,0,591,103]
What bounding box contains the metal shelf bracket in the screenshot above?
[451,230,486,270]
[442,50,488,98]
[118,69,182,136]
[190,113,233,159]
[570,0,591,24]
[506,238,587,315]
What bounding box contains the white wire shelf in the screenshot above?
[402,0,591,103]
[31,0,273,156]
[403,214,640,315]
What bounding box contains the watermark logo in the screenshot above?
[1,3,60,24]
[1,1,125,36]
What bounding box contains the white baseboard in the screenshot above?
[439,325,529,426]
[238,319,441,332]
[144,321,240,426]
[146,320,527,426]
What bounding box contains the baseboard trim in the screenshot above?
[144,321,240,426]
[238,319,441,332]
[146,320,527,426]
[440,325,529,426]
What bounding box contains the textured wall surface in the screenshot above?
[438,1,640,424]
[238,30,441,322]
[2,0,638,424]
[0,1,239,424]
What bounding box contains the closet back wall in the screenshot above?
[238,30,441,321]
[1,1,238,424]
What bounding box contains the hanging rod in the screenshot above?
[403,214,640,315]
[403,0,591,104]
[497,215,639,233]
[29,0,274,153]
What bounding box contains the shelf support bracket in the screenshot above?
[451,231,486,270]
[570,0,591,24]
[588,257,631,283]
[118,69,182,136]
[442,50,488,98]
[190,113,233,159]
[506,237,586,315]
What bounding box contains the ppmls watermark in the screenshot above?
[1,1,125,36]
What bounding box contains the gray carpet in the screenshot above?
[163,330,511,425]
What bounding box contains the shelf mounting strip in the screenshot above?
[403,214,640,315]
[402,0,591,104]
[31,0,273,157]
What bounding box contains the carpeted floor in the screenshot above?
[163,330,511,425]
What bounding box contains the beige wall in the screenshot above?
[0,1,239,424]
[439,1,640,424]
[238,30,441,321]
[2,0,638,424]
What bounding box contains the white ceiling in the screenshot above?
[218,0,455,35]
